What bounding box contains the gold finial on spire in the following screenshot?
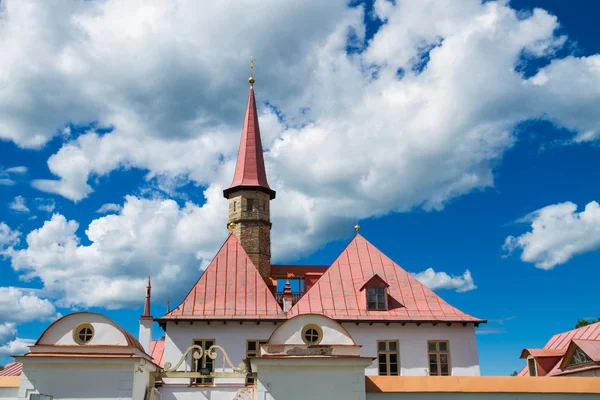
[249,56,256,87]
[355,223,360,233]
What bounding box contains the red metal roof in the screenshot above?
[159,234,284,320]
[519,322,600,376]
[520,349,566,358]
[0,362,22,377]
[288,234,484,323]
[223,87,275,199]
[150,338,165,367]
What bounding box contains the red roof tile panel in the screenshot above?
[159,235,283,320]
[150,338,165,367]
[223,87,275,199]
[519,322,600,376]
[288,234,484,323]
[0,362,22,377]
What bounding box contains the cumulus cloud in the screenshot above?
[412,268,477,293]
[0,323,17,344]
[0,337,35,357]
[503,201,600,269]
[9,195,29,213]
[0,287,60,323]
[0,223,20,250]
[1,1,600,305]
[6,190,227,308]
[96,203,123,214]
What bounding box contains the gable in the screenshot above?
[160,235,283,320]
[288,234,484,323]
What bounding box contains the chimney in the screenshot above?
[139,275,153,354]
[282,280,293,313]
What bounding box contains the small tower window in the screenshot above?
[73,323,94,345]
[301,324,323,345]
[247,199,254,211]
[367,287,387,310]
[233,201,236,212]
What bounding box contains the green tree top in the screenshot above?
[576,318,600,329]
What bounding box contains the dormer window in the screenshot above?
[360,274,390,311]
[527,357,537,376]
[569,347,593,367]
[367,288,386,310]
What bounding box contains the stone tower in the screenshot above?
[223,79,276,288]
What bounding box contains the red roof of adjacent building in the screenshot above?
[223,87,275,199]
[288,234,484,323]
[158,234,284,321]
[0,362,22,376]
[150,338,165,367]
[518,322,600,376]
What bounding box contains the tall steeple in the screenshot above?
[223,60,275,289]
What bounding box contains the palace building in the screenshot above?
[9,74,486,400]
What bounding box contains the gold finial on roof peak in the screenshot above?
[249,56,256,87]
[355,224,360,233]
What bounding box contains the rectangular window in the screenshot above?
[247,199,254,211]
[192,339,215,385]
[427,340,450,376]
[377,340,400,376]
[233,201,236,212]
[528,357,537,376]
[246,340,267,385]
[367,287,387,310]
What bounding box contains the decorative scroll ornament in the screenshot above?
[160,344,249,379]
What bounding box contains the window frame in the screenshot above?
[367,287,388,311]
[568,346,593,368]
[245,339,267,386]
[377,340,400,376]
[246,199,254,211]
[527,355,538,376]
[427,340,451,376]
[73,323,95,345]
[301,324,323,345]
[191,338,216,386]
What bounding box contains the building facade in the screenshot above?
[12,77,486,400]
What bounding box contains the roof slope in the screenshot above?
[160,234,283,320]
[0,362,22,377]
[223,87,275,199]
[150,338,165,367]
[288,234,483,323]
[519,322,600,376]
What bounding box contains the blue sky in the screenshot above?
[1,0,600,376]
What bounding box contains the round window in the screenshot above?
[301,324,323,345]
[73,323,94,345]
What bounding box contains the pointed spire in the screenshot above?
[223,67,276,199]
[142,274,152,318]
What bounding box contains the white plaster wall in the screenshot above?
[159,385,248,400]
[38,313,128,346]
[344,323,480,376]
[269,315,354,345]
[256,363,366,400]
[18,361,135,400]
[162,321,280,385]
[367,394,600,399]
[0,387,17,400]
[139,319,153,354]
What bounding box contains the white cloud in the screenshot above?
[0,165,27,186]
[412,268,477,293]
[0,1,599,305]
[96,203,122,214]
[0,323,17,344]
[0,222,20,250]
[6,190,227,308]
[9,195,29,213]
[35,198,55,213]
[0,337,35,357]
[503,201,600,269]
[0,287,60,324]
